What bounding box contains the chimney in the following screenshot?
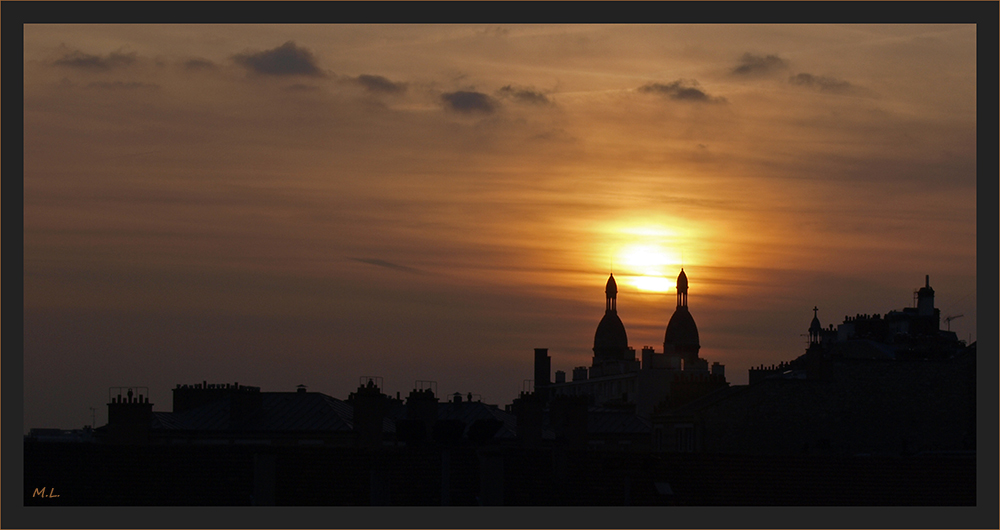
[352,379,388,447]
[917,275,936,318]
[106,387,153,444]
[534,348,551,398]
[397,386,438,445]
[711,362,725,378]
[406,387,439,422]
[642,346,655,369]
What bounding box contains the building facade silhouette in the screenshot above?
[654,275,975,456]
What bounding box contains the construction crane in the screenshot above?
[944,314,964,331]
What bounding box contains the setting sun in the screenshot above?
[617,239,682,293]
[632,275,673,293]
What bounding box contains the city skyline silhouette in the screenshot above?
[22,268,978,507]
[22,23,978,435]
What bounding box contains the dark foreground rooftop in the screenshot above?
[24,441,975,506]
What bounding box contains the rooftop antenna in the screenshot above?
[944,314,964,331]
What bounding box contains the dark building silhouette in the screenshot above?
[655,275,975,457]
[75,379,518,449]
[27,380,522,506]
[751,276,966,386]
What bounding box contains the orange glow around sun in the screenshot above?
[609,225,686,293]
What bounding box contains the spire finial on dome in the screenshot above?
[675,268,689,308]
[605,273,618,312]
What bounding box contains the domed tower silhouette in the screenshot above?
[593,274,630,363]
[664,268,701,369]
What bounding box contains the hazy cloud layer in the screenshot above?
[183,58,217,71]
[53,49,137,70]
[731,53,788,76]
[637,80,725,103]
[442,90,497,113]
[355,74,407,94]
[86,81,160,90]
[284,83,321,92]
[233,41,324,77]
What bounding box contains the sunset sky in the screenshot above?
[22,23,979,431]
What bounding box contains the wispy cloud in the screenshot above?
[182,58,217,71]
[86,81,160,90]
[53,49,136,70]
[349,257,424,274]
[284,83,321,92]
[441,90,497,113]
[788,73,858,94]
[731,53,788,76]
[637,80,726,103]
[355,74,407,94]
[233,41,324,77]
[497,85,551,105]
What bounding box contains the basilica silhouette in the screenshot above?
[532,269,726,420]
